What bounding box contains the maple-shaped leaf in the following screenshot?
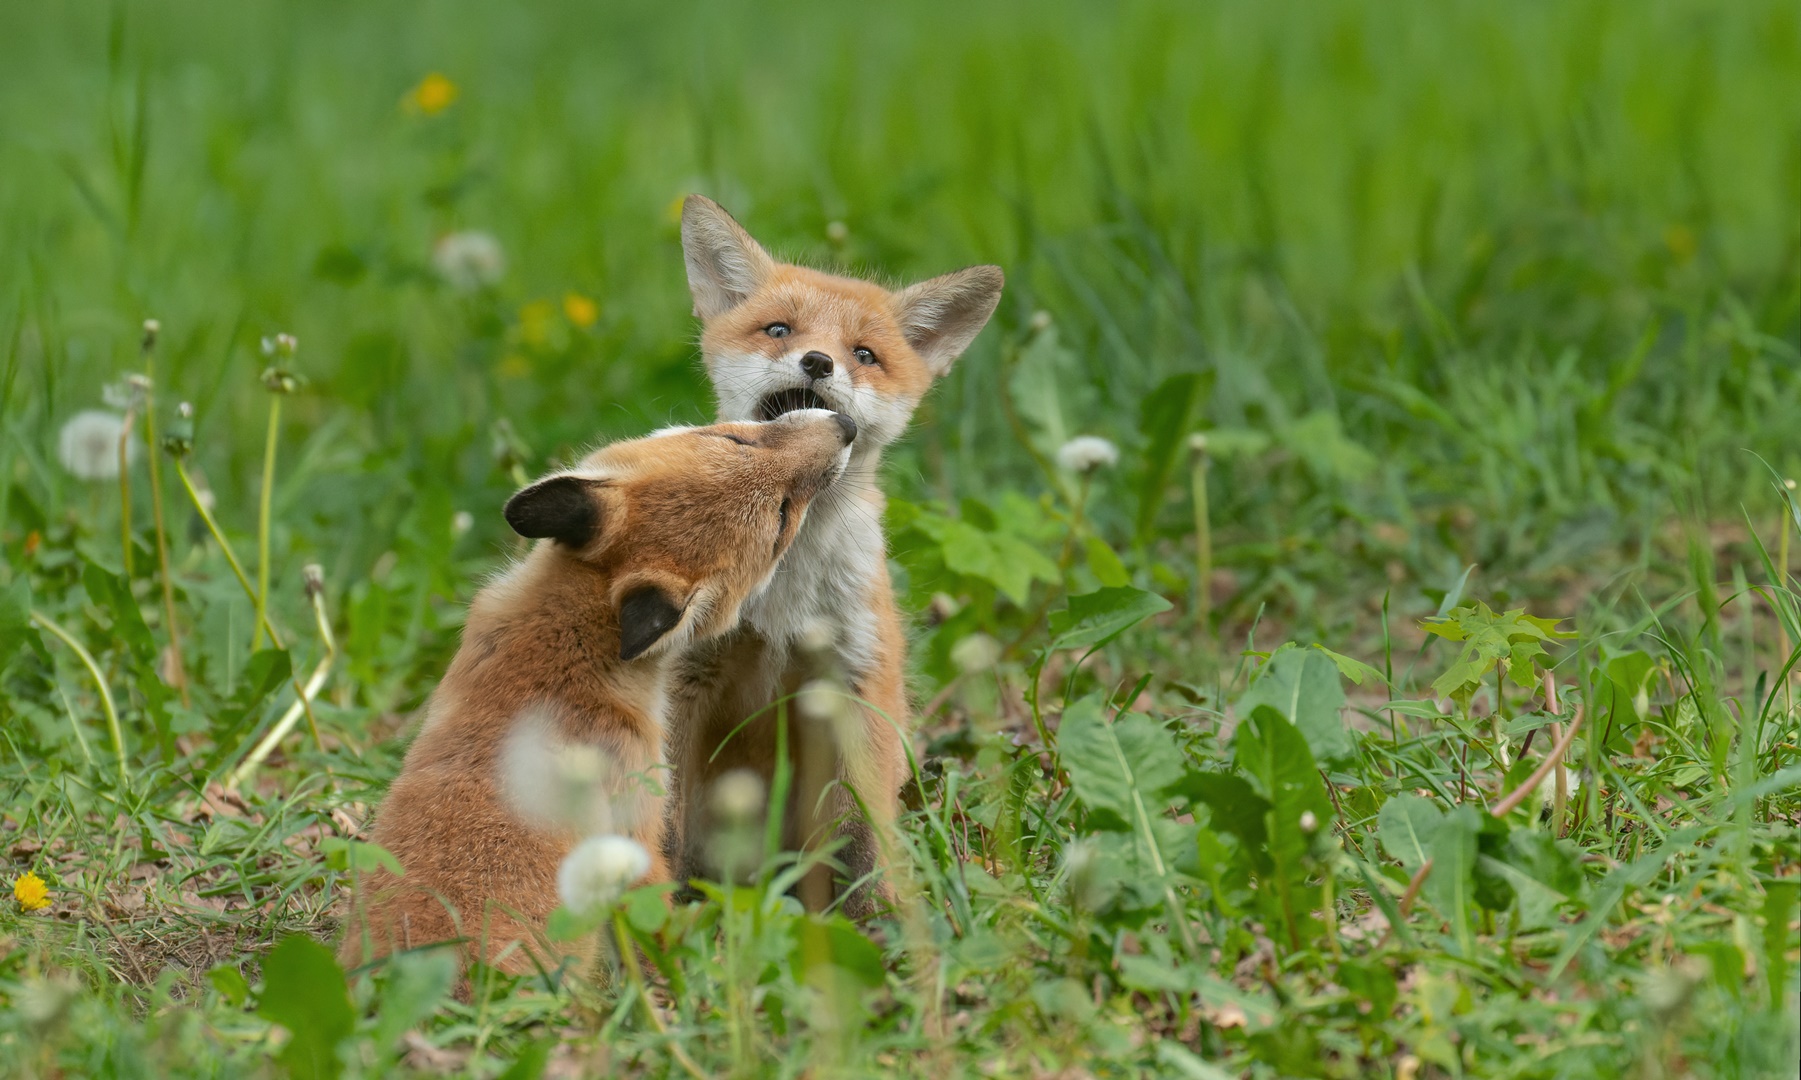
[1420,602,1576,703]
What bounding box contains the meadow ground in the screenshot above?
[2,1,1799,1076]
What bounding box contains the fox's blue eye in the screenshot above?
[853,346,879,366]
[765,323,791,338]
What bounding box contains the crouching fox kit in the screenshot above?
[669,196,1003,914]
[339,411,855,975]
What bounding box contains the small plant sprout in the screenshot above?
[138,319,189,704]
[253,333,302,652]
[433,230,505,291]
[556,835,650,916]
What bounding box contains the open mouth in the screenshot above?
[757,387,830,421]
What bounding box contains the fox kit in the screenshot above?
[339,411,856,975]
[668,195,1003,914]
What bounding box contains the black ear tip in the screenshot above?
[505,476,599,547]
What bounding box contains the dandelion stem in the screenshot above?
[614,911,709,1080]
[141,347,190,706]
[1191,437,1212,641]
[174,458,280,649]
[252,394,280,652]
[117,408,135,579]
[230,572,335,789]
[174,457,328,759]
[31,609,128,789]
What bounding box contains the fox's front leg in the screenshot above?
[828,599,911,919]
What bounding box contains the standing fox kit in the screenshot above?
[340,412,855,974]
[669,196,1003,913]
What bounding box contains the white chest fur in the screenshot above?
[741,466,886,679]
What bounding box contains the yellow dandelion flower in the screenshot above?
[404,73,459,116]
[563,293,599,329]
[14,871,49,912]
[664,194,687,226]
[499,354,532,379]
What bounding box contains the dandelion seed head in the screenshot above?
[712,769,766,824]
[557,834,650,914]
[452,510,474,537]
[1028,310,1053,333]
[58,410,133,481]
[433,231,505,292]
[1056,435,1119,475]
[825,220,849,244]
[1299,810,1319,833]
[500,711,614,833]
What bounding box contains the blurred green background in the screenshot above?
[3,0,1798,640]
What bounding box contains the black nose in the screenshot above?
[833,412,857,445]
[800,351,834,381]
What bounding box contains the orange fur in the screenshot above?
[339,413,854,976]
[670,196,1003,915]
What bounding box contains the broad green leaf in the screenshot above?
[258,934,354,1080]
[371,950,455,1056]
[83,560,158,666]
[0,578,49,666]
[208,964,251,1007]
[1237,645,1353,762]
[1199,427,1272,460]
[1058,695,1186,831]
[1312,644,1385,687]
[1762,881,1798,1011]
[1133,371,1206,543]
[988,532,1060,605]
[1180,772,1269,869]
[319,838,403,877]
[1233,706,1334,953]
[791,915,885,990]
[1425,806,1480,956]
[1047,587,1171,652]
[496,1041,554,1080]
[1376,794,1443,873]
[1083,536,1131,588]
[1279,410,1375,484]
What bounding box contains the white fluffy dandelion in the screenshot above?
[432,230,505,291]
[58,410,134,481]
[1056,435,1119,475]
[711,769,766,825]
[499,711,613,834]
[557,834,651,914]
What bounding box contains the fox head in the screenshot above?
[503,410,856,661]
[680,195,1004,455]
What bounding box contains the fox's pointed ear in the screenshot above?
[618,586,685,661]
[893,265,1005,377]
[681,195,776,319]
[504,475,600,547]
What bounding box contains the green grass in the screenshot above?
[2,1,1799,1076]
